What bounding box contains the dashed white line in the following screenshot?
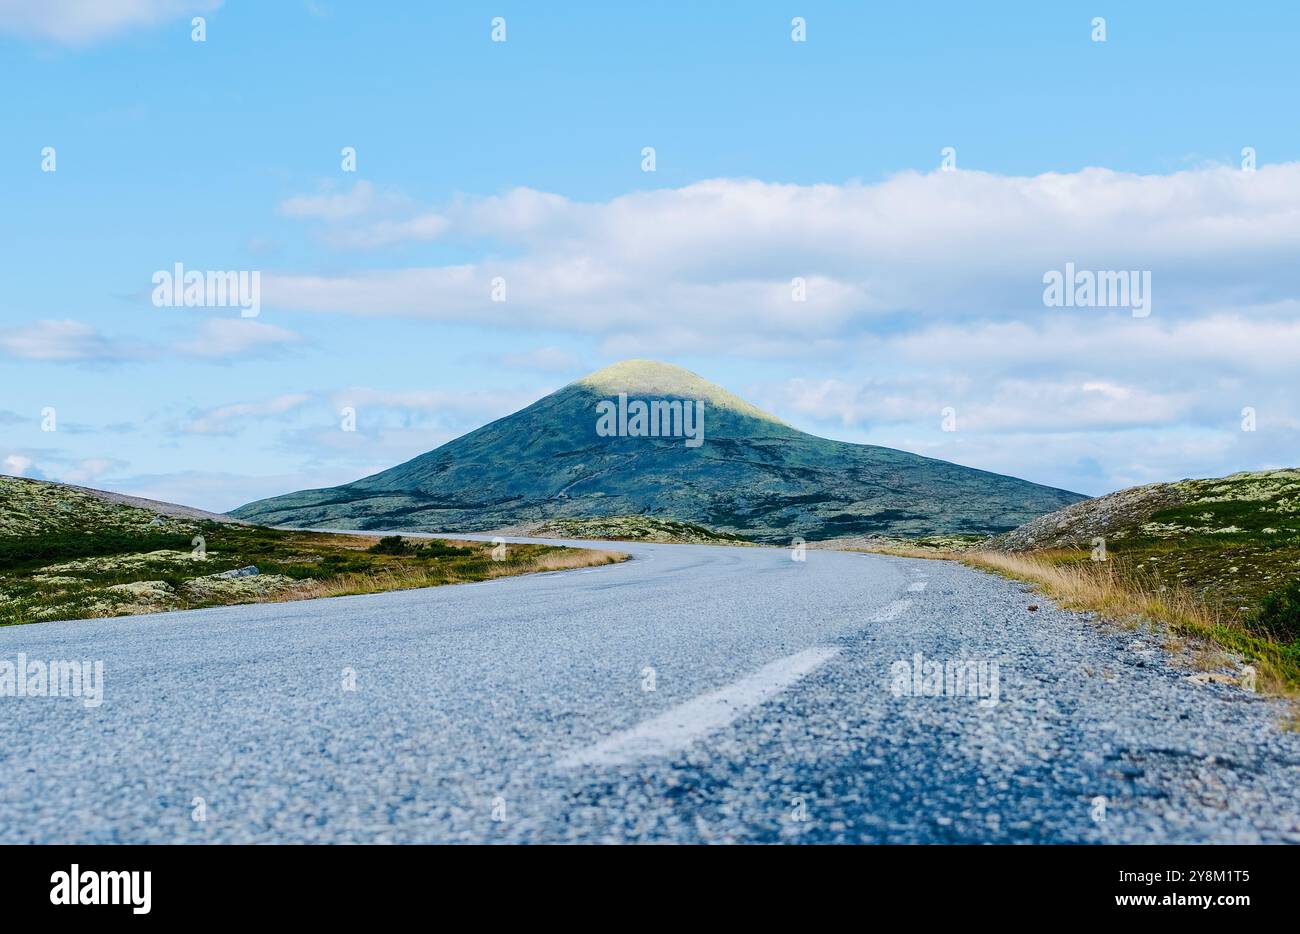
[556,646,841,768]
[907,580,928,592]
[869,599,913,622]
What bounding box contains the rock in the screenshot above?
[1188,673,1237,686]
[216,565,259,579]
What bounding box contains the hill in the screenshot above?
[0,476,621,624]
[989,469,1300,618]
[231,360,1085,541]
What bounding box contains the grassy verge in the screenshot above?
[0,523,626,625]
[963,550,1300,698]
[812,533,987,559]
[525,515,756,545]
[284,543,626,601]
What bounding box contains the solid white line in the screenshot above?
[556,646,841,769]
[869,599,913,621]
[907,580,928,592]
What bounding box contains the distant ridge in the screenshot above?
[231,360,1086,542]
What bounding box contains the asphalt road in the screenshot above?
[1,538,1296,844]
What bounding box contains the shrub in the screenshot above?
[367,535,410,555]
[1250,580,1300,643]
[415,541,473,559]
[0,531,195,571]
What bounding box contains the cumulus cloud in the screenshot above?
[264,164,1300,339]
[0,0,220,44]
[877,312,1300,377]
[777,374,1194,434]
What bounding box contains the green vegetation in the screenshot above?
[1250,580,1300,644]
[231,360,1084,541]
[813,532,988,556]
[527,515,755,545]
[0,477,624,625]
[1003,471,1300,629]
[367,535,473,558]
[0,530,196,571]
[979,469,1300,696]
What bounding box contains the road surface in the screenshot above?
[1,538,1296,843]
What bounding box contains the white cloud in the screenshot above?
[777,374,1192,434]
[2,454,36,477]
[59,457,126,485]
[175,318,302,358]
[330,386,542,419]
[0,319,142,361]
[110,468,361,514]
[184,393,312,435]
[276,181,447,247]
[0,0,220,44]
[255,164,1300,496]
[0,318,301,364]
[332,213,450,248]
[879,313,1300,377]
[264,163,1300,342]
[277,180,381,221]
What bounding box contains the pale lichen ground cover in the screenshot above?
[0,477,623,624]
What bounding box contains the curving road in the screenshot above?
[1,538,1296,844]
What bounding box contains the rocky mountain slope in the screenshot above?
[989,468,1300,622]
[231,360,1085,542]
[992,469,1300,551]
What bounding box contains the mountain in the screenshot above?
[230,360,1086,541]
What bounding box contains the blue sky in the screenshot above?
[3,1,1299,511]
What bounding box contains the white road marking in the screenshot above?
[869,599,913,621]
[556,646,840,768]
[907,580,928,592]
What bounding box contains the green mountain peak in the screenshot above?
[231,361,1086,541]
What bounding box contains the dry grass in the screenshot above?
[814,542,963,560]
[966,551,1218,628]
[856,544,960,560]
[964,550,1298,698]
[483,548,627,577]
[280,547,626,602]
